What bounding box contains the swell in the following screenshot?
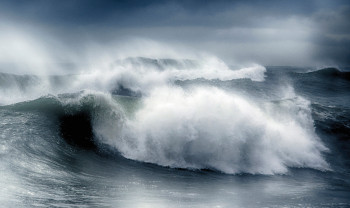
[306,67,350,80]
[292,67,350,81]
[288,67,350,104]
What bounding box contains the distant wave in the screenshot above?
[0,57,266,105]
[300,67,350,81]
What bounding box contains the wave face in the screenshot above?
[0,57,332,175]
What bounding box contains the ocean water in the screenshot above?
[0,58,349,207]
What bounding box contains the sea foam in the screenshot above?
[92,86,329,174]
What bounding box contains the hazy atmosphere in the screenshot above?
[1,1,350,207]
[0,0,349,71]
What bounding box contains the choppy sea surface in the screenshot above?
[0,58,349,207]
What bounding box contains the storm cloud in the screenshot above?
[0,0,349,67]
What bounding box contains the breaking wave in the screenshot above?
[6,87,329,174]
[94,87,329,174]
[0,57,330,174]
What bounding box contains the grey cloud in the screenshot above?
[311,6,350,65]
[0,0,349,66]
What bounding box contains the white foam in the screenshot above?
[92,87,329,174]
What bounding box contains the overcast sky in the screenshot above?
[0,0,349,67]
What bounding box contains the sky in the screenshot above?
[0,0,349,68]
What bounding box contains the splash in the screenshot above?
[90,87,329,174]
